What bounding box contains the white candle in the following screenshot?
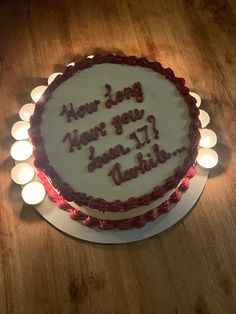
[189,92,201,107]
[197,148,218,169]
[67,62,75,67]
[199,129,217,148]
[11,121,30,140]
[87,55,95,59]
[31,85,47,103]
[11,163,35,185]
[10,141,33,161]
[21,182,46,205]
[199,109,210,128]
[48,72,62,85]
[19,103,35,122]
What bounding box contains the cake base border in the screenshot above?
[34,165,208,244]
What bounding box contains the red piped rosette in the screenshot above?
[37,166,196,230]
[29,54,200,213]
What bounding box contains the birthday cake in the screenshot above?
[29,54,200,229]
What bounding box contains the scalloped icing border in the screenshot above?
[37,166,196,230]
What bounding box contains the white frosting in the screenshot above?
[40,63,191,214]
[68,187,174,220]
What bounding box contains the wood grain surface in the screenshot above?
[0,0,236,313]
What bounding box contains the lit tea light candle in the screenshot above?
[10,141,33,161]
[19,103,35,122]
[197,148,218,169]
[189,92,201,107]
[199,129,217,148]
[11,163,35,185]
[31,85,47,103]
[67,62,75,67]
[48,72,62,85]
[21,182,46,205]
[87,55,95,59]
[199,109,210,128]
[11,121,30,140]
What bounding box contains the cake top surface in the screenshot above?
[29,54,200,212]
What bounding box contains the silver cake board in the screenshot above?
[34,166,208,244]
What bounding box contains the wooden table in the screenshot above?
[1,1,236,313]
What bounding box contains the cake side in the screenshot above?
[37,166,196,230]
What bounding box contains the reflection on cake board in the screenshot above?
[35,165,208,244]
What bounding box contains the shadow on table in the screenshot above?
[0,114,18,152]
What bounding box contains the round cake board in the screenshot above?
[34,166,208,244]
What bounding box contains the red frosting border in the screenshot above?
[29,54,200,212]
[37,166,196,230]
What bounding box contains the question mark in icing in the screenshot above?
[147,115,159,139]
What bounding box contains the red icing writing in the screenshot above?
[111,108,145,135]
[172,146,187,156]
[60,100,100,122]
[87,144,131,172]
[129,125,151,149]
[147,115,159,139]
[104,82,144,109]
[108,143,182,186]
[62,122,107,152]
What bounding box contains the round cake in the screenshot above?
[29,54,200,229]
